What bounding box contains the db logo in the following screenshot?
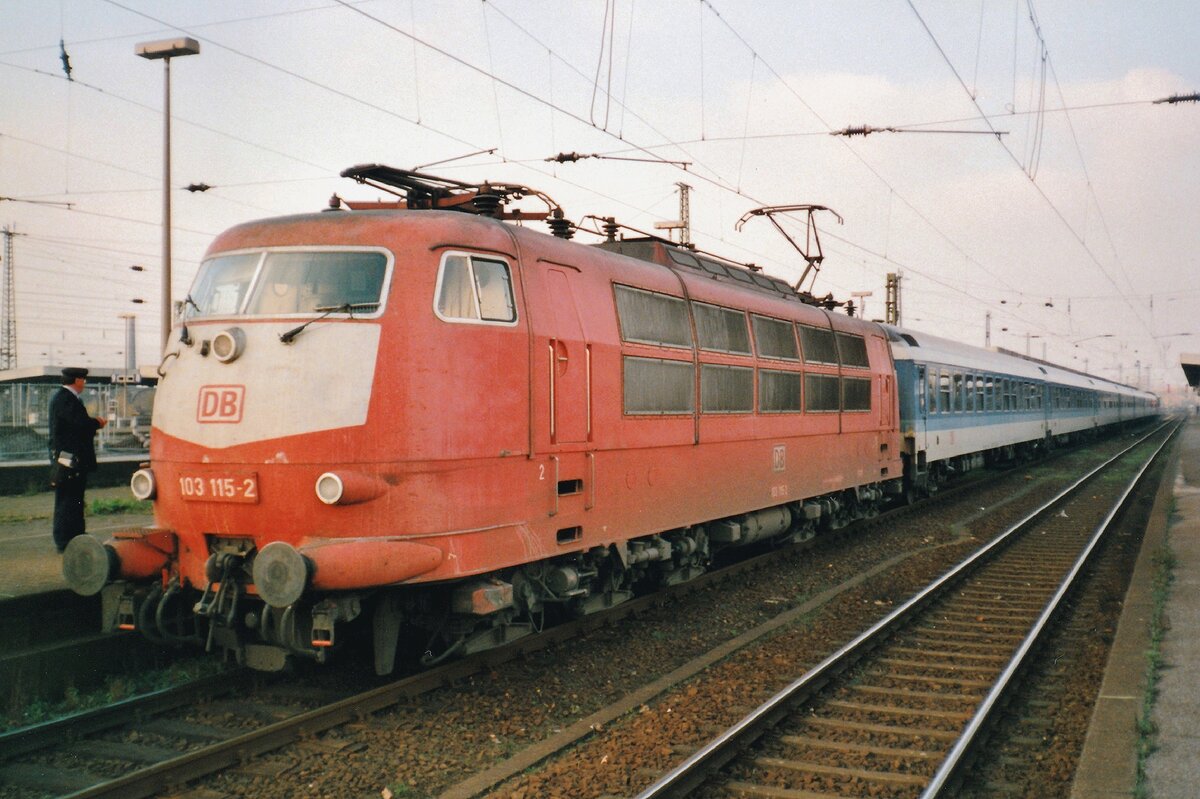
[197,385,245,423]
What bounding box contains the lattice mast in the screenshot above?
[0,226,16,370]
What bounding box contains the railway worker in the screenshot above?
[48,366,107,554]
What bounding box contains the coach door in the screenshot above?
[916,364,929,452]
[543,266,591,444]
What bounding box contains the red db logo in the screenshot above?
[197,385,245,423]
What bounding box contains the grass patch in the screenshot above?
[87,497,151,515]
[0,512,48,524]
[3,657,229,732]
[1133,543,1177,798]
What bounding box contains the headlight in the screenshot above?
[212,327,246,363]
[130,468,156,500]
[315,471,388,505]
[315,472,344,505]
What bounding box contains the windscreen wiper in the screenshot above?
[279,302,379,344]
[180,294,202,345]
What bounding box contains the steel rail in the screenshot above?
[3,468,926,796]
[920,419,1180,797]
[634,419,1176,799]
[3,425,1152,797]
[0,669,249,760]
[42,512,874,798]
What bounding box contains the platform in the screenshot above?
[0,485,153,599]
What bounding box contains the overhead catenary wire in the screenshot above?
[187,0,1089,348]
[903,0,1157,343]
[6,2,1184,374]
[0,60,335,176]
[100,0,485,156]
[473,0,1069,348]
[485,0,1046,332]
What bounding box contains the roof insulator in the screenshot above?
[473,193,501,216]
[602,216,619,242]
[547,212,575,240]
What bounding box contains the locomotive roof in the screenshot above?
[592,238,799,301]
[882,324,1153,400]
[207,208,879,338]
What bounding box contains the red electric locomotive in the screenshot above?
[63,167,903,673]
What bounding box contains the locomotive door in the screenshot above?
[879,373,894,430]
[543,267,590,444]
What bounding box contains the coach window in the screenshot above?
[693,302,751,354]
[760,369,802,413]
[842,377,872,412]
[614,285,693,348]
[702,364,754,413]
[938,370,951,413]
[798,324,838,365]
[964,375,974,412]
[435,253,516,324]
[836,333,870,368]
[953,373,965,412]
[975,374,985,412]
[984,375,995,411]
[623,356,694,415]
[805,374,840,412]
[752,315,799,360]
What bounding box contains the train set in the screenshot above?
[62,166,1158,673]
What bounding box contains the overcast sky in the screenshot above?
[2,1,1197,390]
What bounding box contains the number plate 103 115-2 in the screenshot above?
[178,472,259,503]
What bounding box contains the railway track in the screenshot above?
[0,507,930,799]
[633,420,1177,799]
[0,426,1160,799]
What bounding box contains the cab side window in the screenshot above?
[435,253,517,324]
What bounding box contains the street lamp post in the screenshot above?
[136,37,200,353]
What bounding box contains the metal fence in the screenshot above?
[0,382,153,463]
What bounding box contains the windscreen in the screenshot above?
[190,250,388,317]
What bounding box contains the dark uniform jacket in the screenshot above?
[49,387,101,472]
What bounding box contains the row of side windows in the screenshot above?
[613,285,871,367]
[921,366,1046,414]
[918,366,1130,415]
[624,357,870,416]
[614,285,873,417]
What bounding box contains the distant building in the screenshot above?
[0,366,157,464]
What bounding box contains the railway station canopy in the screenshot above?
[1181,353,1200,390]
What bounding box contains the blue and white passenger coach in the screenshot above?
[884,325,1158,493]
